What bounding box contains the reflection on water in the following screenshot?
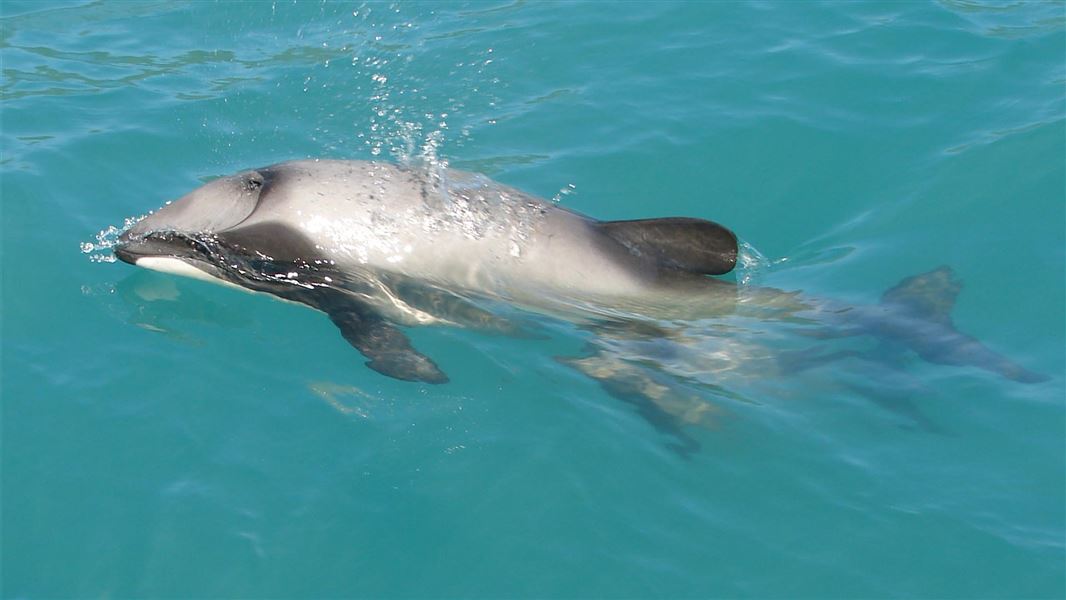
[84,270,254,344]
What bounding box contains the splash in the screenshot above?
[80,215,146,263]
[331,5,502,167]
[735,240,789,286]
[550,183,577,204]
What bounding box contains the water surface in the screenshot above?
[2,2,1064,598]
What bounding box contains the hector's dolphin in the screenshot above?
[115,159,740,383]
[114,159,1046,429]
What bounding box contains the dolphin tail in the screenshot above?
[881,267,1048,384]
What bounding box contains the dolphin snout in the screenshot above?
[114,243,137,265]
[114,226,137,264]
[112,230,216,268]
[114,226,144,265]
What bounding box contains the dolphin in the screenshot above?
[115,159,742,383]
[114,159,1046,431]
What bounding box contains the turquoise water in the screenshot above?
[3,1,1064,597]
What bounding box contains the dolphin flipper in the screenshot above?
[559,353,710,458]
[288,287,449,384]
[326,308,449,384]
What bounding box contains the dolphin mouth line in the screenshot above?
[114,230,217,266]
[115,230,331,293]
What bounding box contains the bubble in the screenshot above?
[79,216,145,264]
[551,183,576,204]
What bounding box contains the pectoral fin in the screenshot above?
[289,287,449,384]
[559,353,708,458]
[326,309,449,384]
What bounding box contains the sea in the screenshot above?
[2,1,1064,598]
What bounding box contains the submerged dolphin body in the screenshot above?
[114,160,1045,445]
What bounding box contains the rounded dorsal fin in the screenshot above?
[595,217,738,276]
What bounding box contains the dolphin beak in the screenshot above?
[114,228,138,265]
[114,244,138,265]
[113,229,209,266]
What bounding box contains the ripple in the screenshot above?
[940,0,1066,39]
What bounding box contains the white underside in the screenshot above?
[133,256,311,313]
[132,257,310,307]
[132,256,438,322]
[135,257,246,291]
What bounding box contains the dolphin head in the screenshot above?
[115,163,331,291]
[115,167,275,282]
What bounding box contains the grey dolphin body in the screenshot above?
[115,159,1045,439]
[116,159,740,382]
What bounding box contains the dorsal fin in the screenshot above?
[880,266,961,323]
[595,217,738,276]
